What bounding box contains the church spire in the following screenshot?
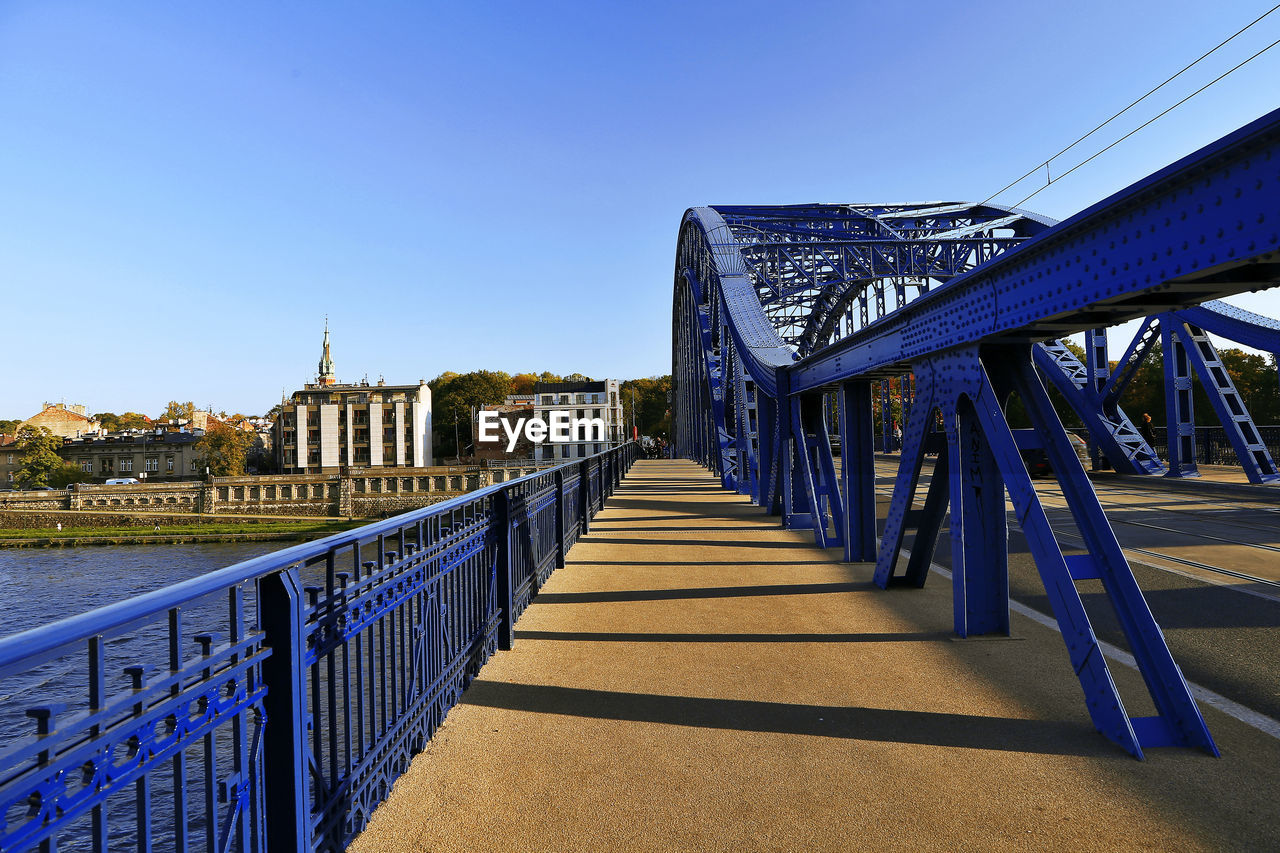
[318,318,336,386]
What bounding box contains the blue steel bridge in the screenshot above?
[3,107,1280,851]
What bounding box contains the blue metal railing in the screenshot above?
[0,443,637,852]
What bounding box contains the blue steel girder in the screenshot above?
[673,107,1280,756]
[1162,315,1280,483]
[1033,340,1164,475]
[869,345,1216,757]
[1178,299,1280,352]
[1088,301,1280,482]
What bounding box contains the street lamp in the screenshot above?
[453,405,461,462]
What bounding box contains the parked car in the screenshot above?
[1021,433,1090,478]
[104,477,140,485]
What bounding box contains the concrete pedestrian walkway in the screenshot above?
[349,459,1280,852]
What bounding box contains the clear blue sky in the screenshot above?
[2,1,1278,418]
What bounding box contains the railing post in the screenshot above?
[554,468,566,568]
[492,491,514,650]
[259,568,310,853]
[579,461,590,534]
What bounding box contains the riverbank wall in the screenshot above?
[0,462,554,523]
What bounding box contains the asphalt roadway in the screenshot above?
[349,459,1280,852]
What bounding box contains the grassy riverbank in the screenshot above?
[0,519,366,547]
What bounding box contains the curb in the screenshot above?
[1086,471,1280,503]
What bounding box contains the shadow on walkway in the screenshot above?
[461,681,1106,757]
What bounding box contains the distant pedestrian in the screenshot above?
[56,522,61,532]
[1139,412,1155,445]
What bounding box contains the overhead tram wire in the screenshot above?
[1012,35,1280,208]
[979,3,1280,208]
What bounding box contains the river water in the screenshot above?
[0,542,284,638]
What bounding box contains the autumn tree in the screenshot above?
[94,412,150,432]
[161,401,196,423]
[50,464,93,488]
[14,427,63,488]
[620,376,672,439]
[510,373,541,395]
[195,422,256,476]
[430,370,514,458]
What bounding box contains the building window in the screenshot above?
[119,458,133,472]
[145,457,159,472]
[81,460,92,473]
[5,454,11,464]
[541,395,552,405]
[578,444,586,457]
[5,473,11,483]
[166,456,174,472]
[191,460,199,472]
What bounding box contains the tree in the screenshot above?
[50,464,92,488]
[431,370,514,458]
[0,418,20,434]
[621,376,672,438]
[14,427,63,488]
[161,401,196,423]
[195,422,255,476]
[95,412,150,432]
[510,373,541,395]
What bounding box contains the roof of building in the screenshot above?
[295,380,427,393]
[534,380,610,394]
[62,431,202,447]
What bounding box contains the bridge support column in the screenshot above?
[839,380,877,562]
[1162,318,1200,478]
[756,394,781,515]
[873,367,936,588]
[947,398,1009,637]
[788,393,843,548]
[782,397,813,531]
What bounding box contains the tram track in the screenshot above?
[869,466,1280,598]
[864,464,1280,723]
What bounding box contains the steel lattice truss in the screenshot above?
[711,203,1052,354]
[673,106,1280,759]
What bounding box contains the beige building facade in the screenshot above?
[59,431,204,481]
[20,403,100,438]
[275,382,433,473]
